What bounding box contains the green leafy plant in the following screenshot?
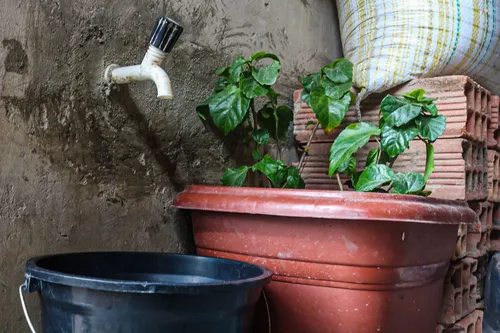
[328,88,446,195]
[297,58,354,190]
[197,51,306,188]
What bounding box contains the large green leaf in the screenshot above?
[229,56,248,83]
[301,73,322,92]
[215,77,229,92]
[423,104,439,116]
[391,173,425,194]
[381,95,422,127]
[321,77,352,100]
[221,166,249,186]
[301,90,311,105]
[258,105,293,141]
[250,52,280,62]
[355,164,394,192]
[416,115,446,142]
[252,147,262,160]
[216,66,230,77]
[252,155,288,187]
[366,148,380,167]
[424,142,434,182]
[322,58,353,84]
[252,60,281,85]
[338,156,356,176]
[380,122,419,157]
[240,75,268,99]
[284,166,306,189]
[329,122,381,177]
[251,128,270,145]
[402,89,436,104]
[310,88,351,134]
[209,85,250,135]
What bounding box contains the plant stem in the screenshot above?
[336,173,344,191]
[297,123,319,172]
[275,111,283,161]
[375,138,382,163]
[250,100,259,131]
[389,155,398,168]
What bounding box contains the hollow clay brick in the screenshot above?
[488,96,499,149]
[467,201,493,232]
[473,255,489,304]
[488,150,500,202]
[299,139,488,201]
[439,258,479,325]
[294,76,492,145]
[466,226,490,258]
[490,228,500,252]
[452,223,468,261]
[447,310,483,333]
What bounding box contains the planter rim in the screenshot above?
[173,185,477,225]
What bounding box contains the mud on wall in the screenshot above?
[0,0,341,330]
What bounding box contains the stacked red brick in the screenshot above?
[294,76,490,200]
[293,76,497,332]
[491,96,500,253]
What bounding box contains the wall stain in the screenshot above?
[2,39,28,74]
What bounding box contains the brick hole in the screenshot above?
[466,86,476,136]
[477,147,484,168]
[475,317,482,333]
[454,291,462,318]
[466,171,472,192]
[480,172,487,195]
[493,204,500,226]
[462,288,470,315]
[491,229,500,242]
[497,153,500,178]
[482,172,488,195]
[467,323,474,333]
[463,141,472,168]
[479,231,487,250]
[472,147,478,169]
[466,82,476,112]
[456,235,465,257]
[473,172,479,193]
[495,180,499,200]
[470,283,477,300]
[488,204,494,227]
[484,116,491,141]
[481,90,487,113]
[495,154,500,178]
[484,148,489,169]
[476,89,482,115]
[475,113,482,140]
[479,205,487,225]
[452,266,462,288]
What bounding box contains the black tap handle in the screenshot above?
[149,16,183,53]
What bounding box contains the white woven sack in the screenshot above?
[336,0,500,100]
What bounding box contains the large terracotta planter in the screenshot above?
[174,186,476,333]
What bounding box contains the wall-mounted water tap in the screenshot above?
[104,17,183,99]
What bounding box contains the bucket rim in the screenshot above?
[25,252,273,294]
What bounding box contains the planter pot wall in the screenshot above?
[174,186,477,333]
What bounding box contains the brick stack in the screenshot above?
[294,76,491,200]
[293,76,497,332]
[491,96,500,253]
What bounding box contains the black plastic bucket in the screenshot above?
[23,252,272,333]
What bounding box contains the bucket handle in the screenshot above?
[262,290,271,333]
[19,283,37,333]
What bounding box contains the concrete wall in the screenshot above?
[0,0,341,330]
